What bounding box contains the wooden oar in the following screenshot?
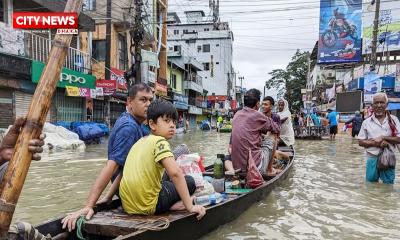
[0,0,84,237]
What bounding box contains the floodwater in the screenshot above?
[14,131,400,239]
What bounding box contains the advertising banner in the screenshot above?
[353,65,364,79]
[363,0,400,54]
[111,68,127,91]
[395,64,400,92]
[95,87,104,97]
[66,86,79,96]
[96,79,116,89]
[364,72,382,103]
[318,0,362,63]
[79,88,91,98]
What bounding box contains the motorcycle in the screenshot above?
[321,10,358,48]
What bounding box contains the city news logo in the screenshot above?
[13,12,78,34]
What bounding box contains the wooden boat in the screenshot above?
[294,126,329,140]
[35,146,295,240]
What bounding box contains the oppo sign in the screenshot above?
[60,72,86,84]
[32,61,95,89]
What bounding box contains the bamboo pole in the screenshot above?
[0,0,84,236]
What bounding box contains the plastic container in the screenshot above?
[194,193,227,206]
[211,178,225,193]
[213,158,224,179]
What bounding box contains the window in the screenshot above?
[92,40,106,61]
[197,46,201,52]
[183,29,189,34]
[216,44,220,47]
[186,39,196,44]
[0,1,4,22]
[216,62,219,65]
[204,28,209,31]
[118,34,128,70]
[173,45,181,52]
[169,47,173,50]
[203,63,210,71]
[83,0,96,11]
[174,29,179,35]
[203,44,210,52]
[171,74,177,89]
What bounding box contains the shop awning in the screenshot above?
[388,102,400,110]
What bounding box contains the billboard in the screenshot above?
[318,0,362,63]
[363,72,382,103]
[336,91,363,112]
[363,0,400,54]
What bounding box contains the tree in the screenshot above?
[265,50,309,111]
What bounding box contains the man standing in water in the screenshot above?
[327,108,338,140]
[346,111,363,138]
[358,93,400,184]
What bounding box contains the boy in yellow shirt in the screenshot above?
[119,99,206,219]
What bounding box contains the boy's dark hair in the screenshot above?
[128,83,152,98]
[147,99,178,123]
[244,88,261,108]
[263,96,275,106]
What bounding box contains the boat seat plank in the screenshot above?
[84,196,237,238]
[84,210,192,238]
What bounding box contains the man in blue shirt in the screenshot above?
[327,108,338,140]
[62,83,153,231]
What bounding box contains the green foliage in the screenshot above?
[266,50,309,111]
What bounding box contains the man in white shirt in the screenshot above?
[358,93,400,184]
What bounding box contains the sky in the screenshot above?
[168,0,321,99]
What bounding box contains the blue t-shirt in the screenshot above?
[327,111,338,126]
[108,112,147,180]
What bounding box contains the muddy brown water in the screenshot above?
[13,131,400,239]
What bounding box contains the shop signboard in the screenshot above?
[111,68,127,91]
[32,60,95,89]
[66,86,79,96]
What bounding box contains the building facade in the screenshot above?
[167,11,235,98]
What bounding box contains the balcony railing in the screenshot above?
[26,32,91,74]
[184,73,202,86]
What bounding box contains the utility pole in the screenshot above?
[105,0,112,79]
[238,76,244,107]
[133,0,144,84]
[370,0,381,71]
[306,52,311,110]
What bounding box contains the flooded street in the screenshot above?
[15,131,400,239]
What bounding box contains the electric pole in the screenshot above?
[370,0,381,71]
[133,0,144,84]
[105,0,112,79]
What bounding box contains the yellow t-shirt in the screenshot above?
[119,135,174,215]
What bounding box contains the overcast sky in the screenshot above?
[168,0,320,99]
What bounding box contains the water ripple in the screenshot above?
[13,132,400,240]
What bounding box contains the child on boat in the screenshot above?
[119,99,206,219]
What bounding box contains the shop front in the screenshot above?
[188,105,202,129]
[0,52,32,128]
[31,60,96,122]
[173,93,188,128]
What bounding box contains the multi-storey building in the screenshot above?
[167,11,235,100]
